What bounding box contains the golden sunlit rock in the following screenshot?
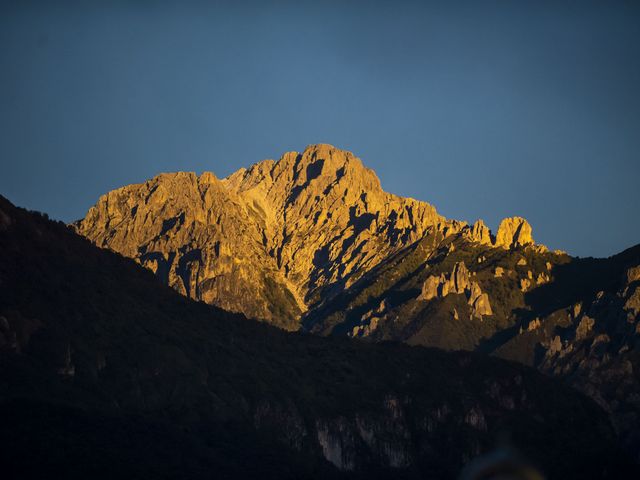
[495,216,534,249]
[75,145,540,328]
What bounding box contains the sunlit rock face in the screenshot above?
[75,144,543,329]
[74,144,449,326]
[466,219,492,245]
[221,144,446,303]
[494,216,534,249]
[75,169,301,329]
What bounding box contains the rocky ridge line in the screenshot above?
[75,144,542,327]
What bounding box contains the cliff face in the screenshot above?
[74,169,302,329]
[221,145,446,305]
[75,144,536,327]
[2,195,629,479]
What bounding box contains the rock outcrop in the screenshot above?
[350,300,388,338]
[624,266,640,316]
[419,262,493,319]
[494,216,534,249]
[627,265,640,285]
[420,275,441,301]
[464,216,539,250]
[465,219,492,245]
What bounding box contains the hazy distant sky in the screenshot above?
[1,0,638,257]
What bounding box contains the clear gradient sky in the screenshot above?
[1,0,638,257]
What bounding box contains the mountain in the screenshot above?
[74,144,640,463]
[74,144,539,327]
[0,195,635,478]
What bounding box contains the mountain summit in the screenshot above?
[75,144,537,327]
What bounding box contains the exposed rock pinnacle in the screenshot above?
[75,145,538,327]
[494,216,534,249]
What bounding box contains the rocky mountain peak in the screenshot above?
[295,143,380,187]
[463,216,539,250]
[468,219,492,245]
[75,145,541,327]
[223,144,383,219]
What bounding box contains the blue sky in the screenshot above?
[1,0,639,257]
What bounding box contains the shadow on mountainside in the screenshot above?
[524,244,640,315]
[474,246,640,356]
[302,236,433,333]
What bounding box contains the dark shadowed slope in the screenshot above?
[300,221,640,463]
[0,195,635,479]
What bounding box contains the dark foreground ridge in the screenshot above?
[0,195,636,479]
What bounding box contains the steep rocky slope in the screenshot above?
[1,195,635,478]
[499,247,640,462]
[302,227,640,463]
[75,144,534,327]
[74,169,302,329]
